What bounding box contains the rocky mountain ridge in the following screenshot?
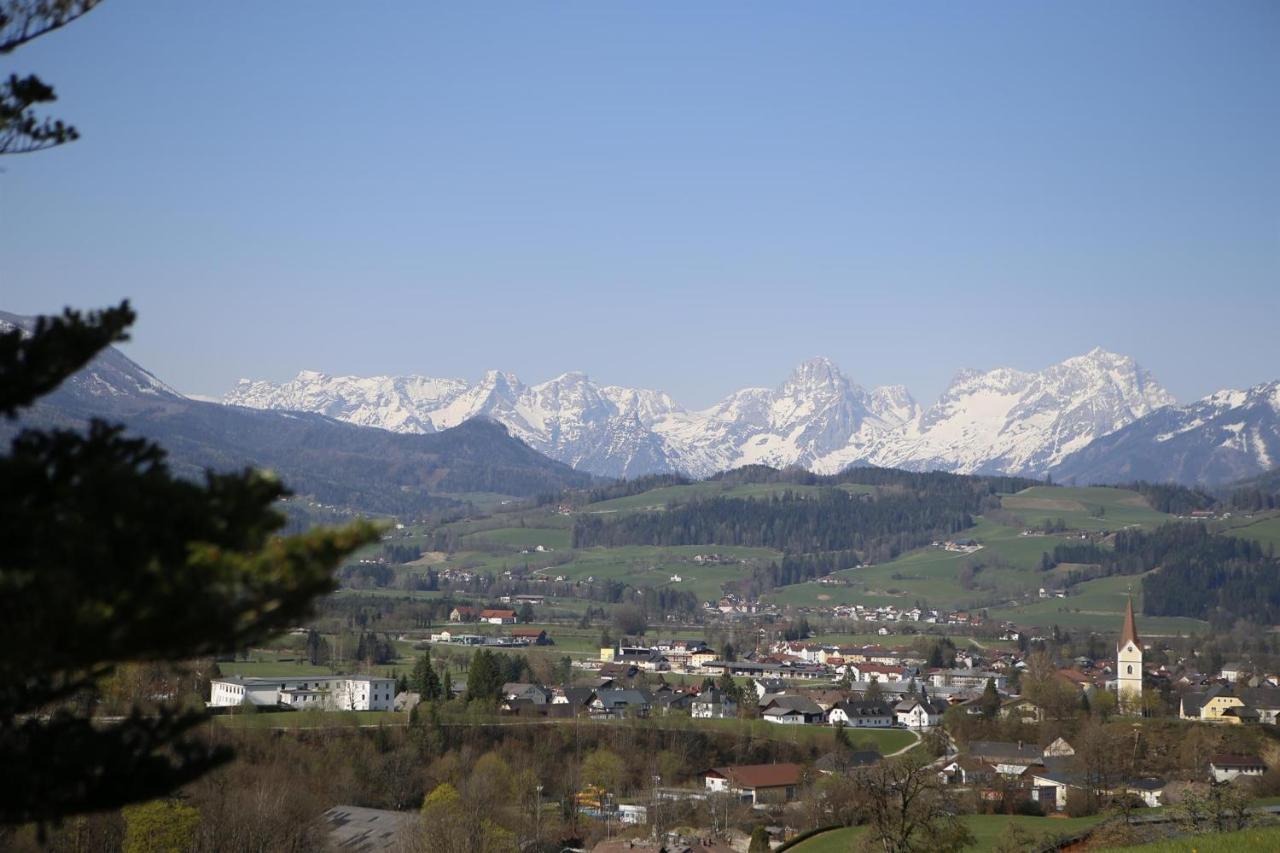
[225,349,1179,480]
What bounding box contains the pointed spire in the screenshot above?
[1119,593,1141,651]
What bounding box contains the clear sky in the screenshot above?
[2,2,1278,407]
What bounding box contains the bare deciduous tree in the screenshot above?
[852,755,974,853]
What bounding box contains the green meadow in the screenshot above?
[785,814,1105,853]
[543,544,777,602]
[990,572,1208,634]
[765,517,1062,610]
[1212,510,1280,551]
[1002,485,1172,531]
[462,526,573,550]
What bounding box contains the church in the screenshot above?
[1114,595,1144,714]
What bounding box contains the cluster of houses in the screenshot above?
[937,537,982,553]
[494,668,954,731]
[426,627,550,647]
[938,738,1269,812]
[793,602,988,627]
[1179,682,1280,724]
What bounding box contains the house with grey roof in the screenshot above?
[589,688,653,719]
[761,695,824,725]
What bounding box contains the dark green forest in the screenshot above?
[570,468,1035,564]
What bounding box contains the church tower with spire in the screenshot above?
[1116,594,1144,713]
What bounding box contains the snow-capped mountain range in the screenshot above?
[1051,380,1280,486]
[224,348,1181,480]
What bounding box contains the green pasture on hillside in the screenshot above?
[1002,485,1172,532]
[765,518,1060,610]
[462,526,573,550]
[1212,511,1280,551]
[543,544,777,602]
[990,573,1208,635]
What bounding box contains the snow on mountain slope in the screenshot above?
[1,310,183,402]
[223,349,1176,479]
[227,371,468,433]
[1051,380,1280,486]
[881,348,1175,475]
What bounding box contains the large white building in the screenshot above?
[210,675,396,711]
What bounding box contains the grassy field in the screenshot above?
[544,544,777,602]
[765,518,1062,610]
[989,573,1208,635]
[762,486,1209,633]
[786,814,1104,852]
[1105,825,1280,852]
[1212,511,1280,551]
[461,526,572,550]
[1002,485,1173,531]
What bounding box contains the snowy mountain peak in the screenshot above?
[1053,378,1280,485]
[222,350,1183,479]
[782,356,852,394]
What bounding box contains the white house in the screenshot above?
[1124,778,1169,808]
[894,695,947,729]
[826,700,894,728]
[1210,754,1267,783]
[760,696,824,725]
[210,675,396,711]
[846,664,907,684]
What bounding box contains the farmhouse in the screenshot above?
[479,608,518,625]
[703,763,804,805]
[1210,754,1267,783]
[510,627,549,645]
[967,741,1044,776]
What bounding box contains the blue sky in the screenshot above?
[3,2,1277,407]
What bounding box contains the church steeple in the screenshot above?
[1116,592,1144,714]
[1119,594,1141,652]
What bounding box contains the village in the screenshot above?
[208,599,1280,851]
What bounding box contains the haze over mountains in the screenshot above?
[226,349,1183,480]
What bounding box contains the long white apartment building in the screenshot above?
[209,675,396,711]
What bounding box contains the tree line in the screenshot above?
[571,488,974,561]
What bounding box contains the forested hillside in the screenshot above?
[1040,522,1280,626]
[572,468,1037,565]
